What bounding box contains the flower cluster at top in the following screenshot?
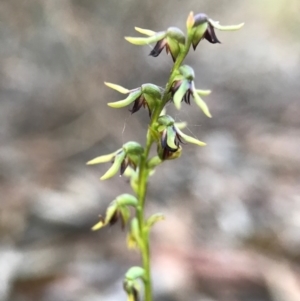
[88,12,243,174]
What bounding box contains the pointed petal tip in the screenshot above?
[107,102,117,108]
[174,101,181,110]
[86,159,101,165]
[104,82,130,94]
[134,27,156,36]
[91,220,105,231]
[209,19,245,31]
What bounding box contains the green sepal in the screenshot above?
[123,141,144,156]
[115,194,138,207]
[125,266,146,281]
[157,115,175,127]
[107,90,142,108]
[166,27,186,61]
[146,213,165,230]
[86,149,122,165]
[100,151,126,180]
[179,65,195,80]
[190,22,208,49]
[166,126,178,149]
[175,126,206,146]
[209,19,245,31]
[104,82,130,94]
[167,27,185,44]
[166,37,180,61]
[192,82,212,118]
[143,94,156,113]
[125,31,166,45]
[134,27,155,36]
[141,83,162,99]
[141,83,162,114]
[173,80,189,110]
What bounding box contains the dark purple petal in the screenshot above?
[160,129,168,149]
[128,159,137,171]
[205,24,221,44]
[109,211,119,226]
[120,157,129,175]
[130,96,145,114]
[149,39,167,57]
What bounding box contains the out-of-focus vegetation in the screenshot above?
[0,1,300,300]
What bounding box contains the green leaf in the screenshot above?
[100,151,126,180]
[104,82,130,94]
[107,90,142,108]
[209,19,245,31]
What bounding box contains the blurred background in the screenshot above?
[1,0,300,300]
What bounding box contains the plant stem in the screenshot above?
[137,37,192,301]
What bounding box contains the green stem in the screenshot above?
[136,37,192,301]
